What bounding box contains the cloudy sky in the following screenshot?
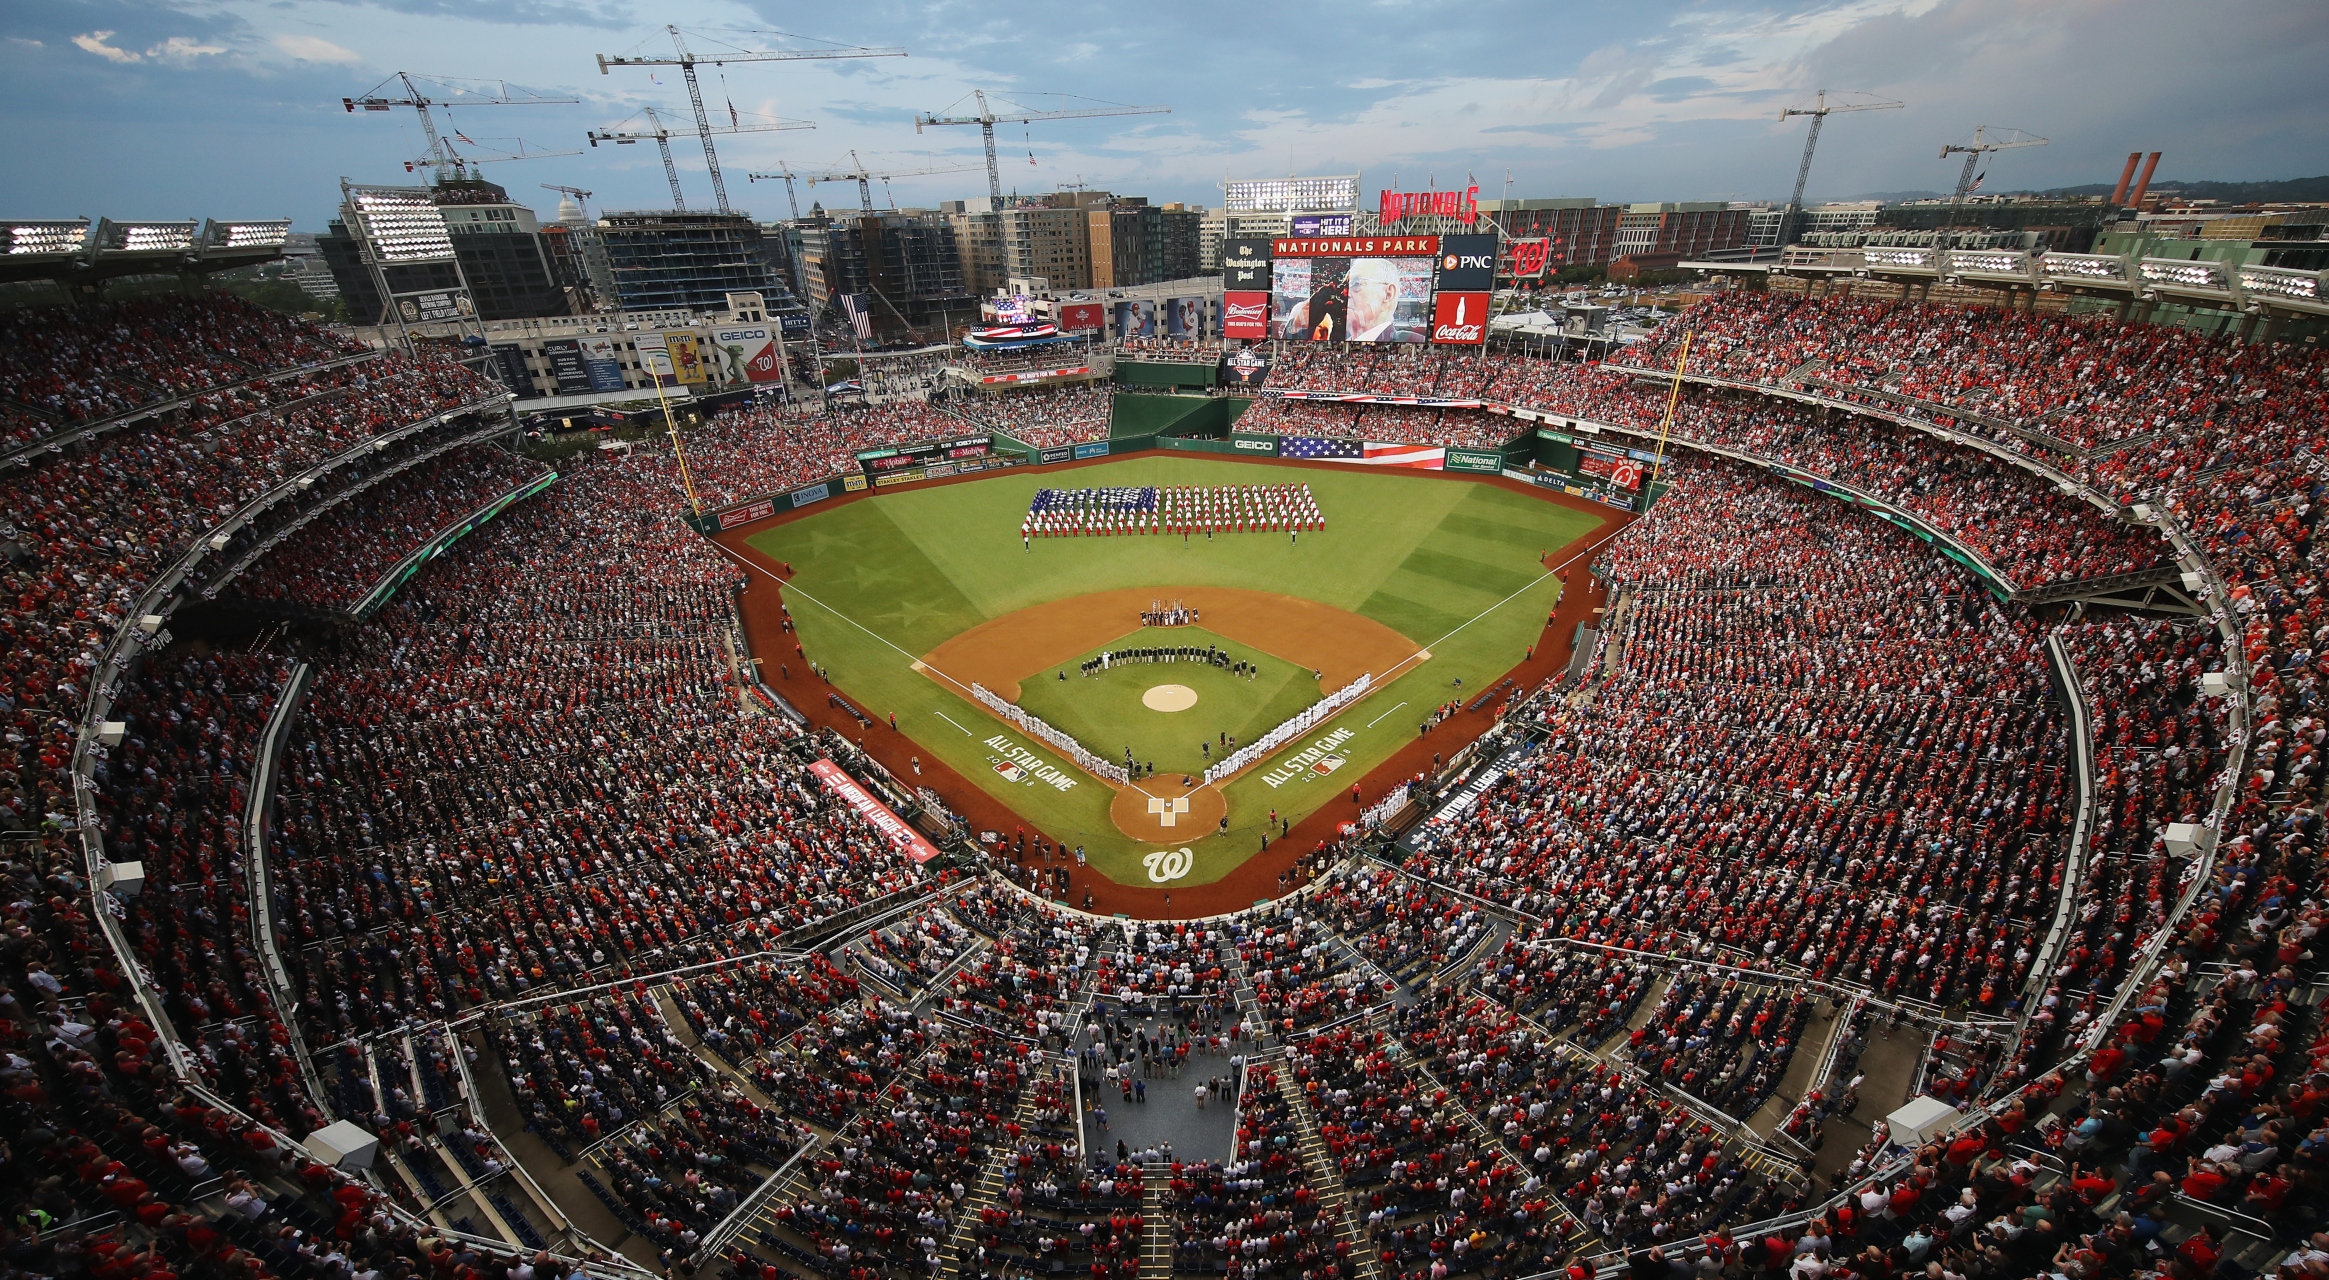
[6,0,2323,229]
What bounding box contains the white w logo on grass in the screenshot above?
[1143,847,1193,883]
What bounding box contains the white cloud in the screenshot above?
[73,31,141,63]
[8,37,44,48]
[273,33,362,63]
[71,29,231,63]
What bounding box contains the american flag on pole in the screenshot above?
[841,293,872,341]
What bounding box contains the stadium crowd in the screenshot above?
[952,385,1116,449]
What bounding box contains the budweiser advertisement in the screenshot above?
[1222,291,1269,340]
[979,366,1090,385]
[1431,292,1489,345]
[1055,302,1104,333]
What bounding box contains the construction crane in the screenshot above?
[1939,124,2047,200]
[745,165,805,220]
[597,26,905,215]
[1776,89,1903,246]
[589,105,813,211]
[803,151,987,214]
[539,183,593,217]
[344,72,581,182]
[914,91,1170,202]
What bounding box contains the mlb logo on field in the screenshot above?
[994,761,1027,783]
[1311,755,1346,777]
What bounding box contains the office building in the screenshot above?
[594,210,801,316]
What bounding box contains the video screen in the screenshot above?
[1270,256,1431,343]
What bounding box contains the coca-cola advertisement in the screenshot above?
[1222,291,1269,340]
[1430,291,1489,345]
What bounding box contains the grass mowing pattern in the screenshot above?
[747,456,1599,888]
[1012,626,1318,777]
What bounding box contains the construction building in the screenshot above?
[319,178,583,323]
[593,210,802,316]
[794,208,976,337]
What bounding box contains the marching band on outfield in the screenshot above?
[1021,483,1325,538]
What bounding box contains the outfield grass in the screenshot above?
[1013,626,1319,776]
[746,455,1599,889]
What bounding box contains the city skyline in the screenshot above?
[5,0,2324,229]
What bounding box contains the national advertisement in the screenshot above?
[717,498,776,529]
[1073,440,1111,460]
[1221,291,1269,341]
[1230,433,1279,455]
[579,336,626,391]
[711,325,783,385]
[1430,291,1490,346]
[1222,238,1272,290]
[1445,448,1506,474]
[662,332,708,384]
[542,338,591,394]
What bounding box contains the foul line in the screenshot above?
[1375,523,1630,688]
[710,541,981,700]
[1365,700,1409,729]
[933,711,975,737]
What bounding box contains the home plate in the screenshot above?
[1142,684,1198,712]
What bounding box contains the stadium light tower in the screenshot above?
[914,91,1170,203]
[1939,125,2047,200]
[343,72,581,183]
[589,104,814,211]
[1776,89,1903,246]
[597,26,905,215]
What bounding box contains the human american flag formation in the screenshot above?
[1021,484,1324,537]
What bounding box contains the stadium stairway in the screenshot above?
[1255,1045,1385,1280]
[1139,1179,1171,1280]
[1220,947,1271,1046]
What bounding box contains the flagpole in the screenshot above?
[1646,330,1692,509]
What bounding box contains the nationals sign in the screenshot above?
[1222,291,1270,340]
[1271,236,1438,258]
[1379,185,1480,225]
[806,759,940,865]
[1431,292,1489,345]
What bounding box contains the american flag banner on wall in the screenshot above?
[1279,437,1363,460]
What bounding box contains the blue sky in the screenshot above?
[5,0,2323,229]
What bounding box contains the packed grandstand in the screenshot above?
[3,284,2324,1280]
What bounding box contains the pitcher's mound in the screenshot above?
[1142,684,1199,712]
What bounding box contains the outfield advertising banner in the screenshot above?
[663,332,708,384]
[1230,433,1280,456]
[1164,296,1203,339]
[1222,237,1272,290]
[842,473,868,492]
[711,325,783,384]
[1038,445,1074,464]
[1445,448,1506,474]
[542,338,591,394]
[717,498,776,529]
[1115,300,1157,339]
[1222,291,1269,341]
[1074,440,1112,460]
[789,482,830,508]
[807,759,940,865]
[980,365,1091,386]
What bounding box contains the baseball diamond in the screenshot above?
[735,453,1601,891]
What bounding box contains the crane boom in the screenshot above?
[596,26,905,214]
[344,71,580,182]
[914,90,1169,201]
[1938,125,2048,200]
[745,169,804,220]
[589,106,815,211]
[1774,89,1903,247]
[800,151,986,213]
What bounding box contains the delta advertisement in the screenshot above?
[711,326,784,384]
[1271,255,1432,342]
[1056,302,1105,334]
[1222,291,1269,341]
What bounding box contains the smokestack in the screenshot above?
[2109,152,2142,206]
[2129,152,2163,208]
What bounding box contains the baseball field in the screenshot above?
[742,454,1601,891]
